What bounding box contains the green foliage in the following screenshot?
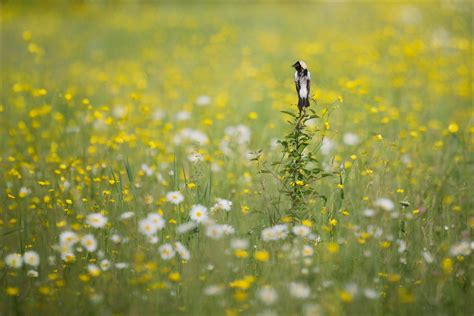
[1,2,472,315]
[253,106,338,221]
[277,109,328,214]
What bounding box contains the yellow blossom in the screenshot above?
[387,274,401,282]
[339,290,353,303]
[6,287,19,296]
[169,272,181,282]
[398,287,414,304]
[327,242,340,254]
[441,258,453,275]
[248,112,258,120]
[229,276,255,290]
[234,249,249,258]
[255,250,270,262]
[39,286,51,295]
[448,123,459,133]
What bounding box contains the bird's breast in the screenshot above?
[299,85,308,98]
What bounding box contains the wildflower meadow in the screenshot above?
[1,2,472,315]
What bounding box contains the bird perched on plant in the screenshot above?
[292,60,311,112]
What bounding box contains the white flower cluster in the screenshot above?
[211,198,233,212]
[158,242,191,261]
[5,251,40,269]
[173,128,208,145]
[220,124,251,156]
[138,213,166,238]
[262,224,289,241]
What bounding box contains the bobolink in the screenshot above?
[292,60,311,112]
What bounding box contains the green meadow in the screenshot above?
[1,2,472,315]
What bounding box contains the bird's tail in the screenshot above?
[298,97,310,108]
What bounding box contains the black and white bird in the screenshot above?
[292,60,311,112]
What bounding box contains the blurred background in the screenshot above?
[0,1,472,315]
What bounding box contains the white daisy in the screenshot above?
[262,227,277,241]
[364,288,379,299]
[147,213,165,230]
[166,191,184,205]
[110,234,122,244]
[213,198,232,211]
[206,224,225,240]
[60,252,76,263]
[59,231,79,248]
[224,125,251,145]
[87,264,101,276]
[363,208,376,217]
[320,138,336,155]
[292,225,311,237]
[175,242,190,260]
[204,285,224,296]
[115,262,129,269]
[100,259,111,271]
[343,132,360,146]
[23,250,40,267]
[302,245,314,257]
[81,234,98,252]
[141,164,154,176]
[19,186,31,197]
[86,213,108,228]
[190,204,208,223]
[274,224,289,240]
[120,211,135,220]
[422,251,434,264]
[289,282,311,299]
[177,221,198,234]
[196,95,211,106]
[374,198,395,211]
[175,110,191,121]
[450,241,471,256]
[230,238,249,250]
[221,224,235,235]
[5,253,23,269]
[188,152,204,163]
[147,236,159,244]
[258,286,279,305]
[138,218,158,236]
[159,243,176,260]
[152,110,165,121]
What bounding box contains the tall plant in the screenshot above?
[254,107,335,222]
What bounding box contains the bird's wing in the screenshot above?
[295,81,300,93]
[294,71,301,92]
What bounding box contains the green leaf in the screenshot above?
[280,110,297,117]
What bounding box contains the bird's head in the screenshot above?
[292,60,308,72]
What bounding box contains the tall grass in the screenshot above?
[1,2,472,315]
